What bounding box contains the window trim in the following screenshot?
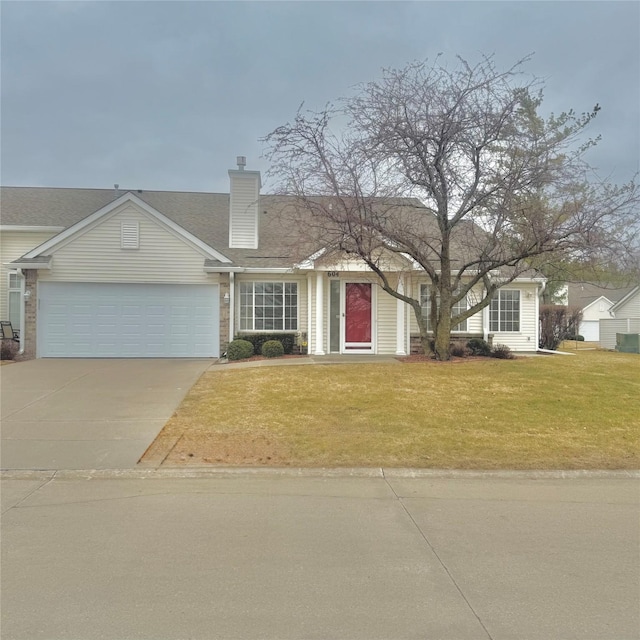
[420,284,468,332]
[239,280,299,332]
[489,288,521,333]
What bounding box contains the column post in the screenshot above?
[314,271,325,355]
[396,275,407,355]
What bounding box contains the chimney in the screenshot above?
[228,156,261,249]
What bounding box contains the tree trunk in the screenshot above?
[415,311,432,356]
[434,247,453,361]
[433,309,452,361]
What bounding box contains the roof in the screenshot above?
[610,285,640,312]
[1,186,311,269]
[0,185,544,279]
[567,282,636,309]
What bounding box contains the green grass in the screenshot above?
[142,350,639,469]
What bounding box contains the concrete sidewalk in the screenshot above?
[2,471,638,640]
[0,359,212,470]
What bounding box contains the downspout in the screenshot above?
[228,271,235,343]
[306,273,313,355]
[17,268,25,355]
[536,281,546,350]
[482,285,489,342]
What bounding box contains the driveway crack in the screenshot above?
[2,471,58,514]
[382,469,493,640]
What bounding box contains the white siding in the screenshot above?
[229,172,259,249]
[600,318,640,349]
[581,297,613,322]
[490,285,539,351]
[0,229,58,320]
[38,203,218,285]
[376,283,402,354]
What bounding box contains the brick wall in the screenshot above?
[409,332,485,354]
[219,274,230,356]
[22,270,38,360]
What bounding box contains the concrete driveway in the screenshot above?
[0,359,212,470]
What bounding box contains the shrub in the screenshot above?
[236,333,296,355]
[226,339,254,361]
[0,340,19,361]
[261,340,285,358]
[450,343,468,358]
[491,344,514,359]
[467,338,492,357]
[539,305,583,350]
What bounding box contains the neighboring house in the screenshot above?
[1,159,545,359]
[599,285,640,350]
[567,283,636,342]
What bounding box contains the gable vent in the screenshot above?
[121,222,140,249]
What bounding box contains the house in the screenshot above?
[567,283,637,342]
[1,158,544,359]
[598,285,640,350]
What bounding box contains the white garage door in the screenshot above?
[579,320,600,342]
[38,283,219,358]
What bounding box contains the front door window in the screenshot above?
[344,283,372,350]
[329,280,341,353]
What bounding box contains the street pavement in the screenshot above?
[2,469,638,640]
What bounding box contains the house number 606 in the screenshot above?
[327,271,340,277]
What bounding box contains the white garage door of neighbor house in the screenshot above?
[579,320,600,342]
[38,282,219,358]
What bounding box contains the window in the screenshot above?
[7,272,21,333]
[490,289,520,332]
[239,282,298,331]
[420,284,468,332]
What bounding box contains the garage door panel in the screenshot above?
[579,320,599,342]
[38,283,219,358]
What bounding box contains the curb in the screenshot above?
[2,467,638,480]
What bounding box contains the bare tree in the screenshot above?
[264,55,639,360]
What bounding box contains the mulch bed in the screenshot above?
[221,353,499,364]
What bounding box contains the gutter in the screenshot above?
[536,280,546,349]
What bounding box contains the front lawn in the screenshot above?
[141,350,639,469]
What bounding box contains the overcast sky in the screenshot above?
[1,1,638,194]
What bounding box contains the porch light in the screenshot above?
[223,292,230,304]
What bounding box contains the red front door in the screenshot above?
[345,283,372,349]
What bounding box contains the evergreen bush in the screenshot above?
[261,340,285,358]
[236,333,296,354]
[227,339,254,361]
